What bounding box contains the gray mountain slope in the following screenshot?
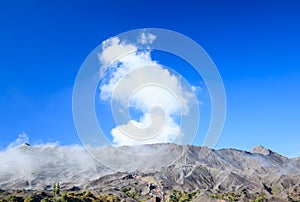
[0,143,299,201]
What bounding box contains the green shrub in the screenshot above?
[41,197,53,202]
[121,187,140,199]
[53,182,60,196]
[40,191,47,197]
[271,186,281,195]
[97,194,119,202]
[254,194,265,202]
[6,194,20,202]
[209,192,241,201]
[169,190,196,202]
[24,196,34,202]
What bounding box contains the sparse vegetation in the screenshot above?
[24,196,37,202]
[169,189,197,202]
[52,182,60,196]
[121,187,141,199]
[254,194,265,202]
[5,194,21,202]
[287,194,300,202]
[271,186,281,195]
[209,192,241,201]
[40,191,47,197]
[0,191,119,202]
[41,197,52,202]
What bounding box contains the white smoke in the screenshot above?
[0,134,104,190]
[0,134,182,190]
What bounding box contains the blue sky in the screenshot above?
[0,0,299,157]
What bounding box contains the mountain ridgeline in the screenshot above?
[0,144,299,201]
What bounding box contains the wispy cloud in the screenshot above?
[138,32,156,45]
[7,132,29,149]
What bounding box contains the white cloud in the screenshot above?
[99,51,156,101]
[98,33,194,146]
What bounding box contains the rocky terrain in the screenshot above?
[0,143,300,201]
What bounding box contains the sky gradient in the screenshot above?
[0,0,299,157]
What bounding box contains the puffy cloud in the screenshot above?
[111,112,182,146]
[98,37,137,77]
[99,51,156,101]
[98,33,194,146]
